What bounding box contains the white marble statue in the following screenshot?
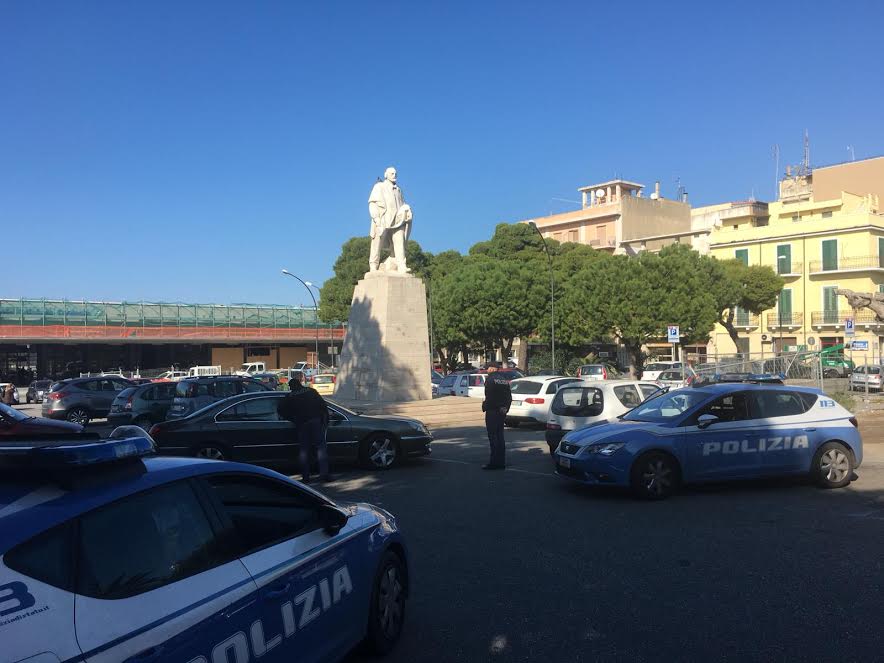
[368,166,412,273]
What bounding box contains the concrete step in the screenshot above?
[332,396,484,429]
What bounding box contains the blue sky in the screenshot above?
[2,1,882,307]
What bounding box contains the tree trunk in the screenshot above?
[720,310,741,354]
[625,343,643,378]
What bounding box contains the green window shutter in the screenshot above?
[821,239,837,271]
[778,290,792,317]
[776,245,791,274]
[879,284,884,294]
[823,287,838,325]
[735,248,749,265]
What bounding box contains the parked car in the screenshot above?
[25,380,53,404]
[454,373,486,398]
[640,361,682,381]
[437,372,466,396]
[152,370,188,382]
[576,364,619,380]
[108,381,178,428]
[310,373,336,396]
[654,367,698,390]
[41,376,134,425]
[0,401,96,438]
[150,393,432,469]
[505,376,582,427]
[820,354,855,378]
[849,365,882,392]
[0,383,20,405]
[167,376,270,419]
[431,369,444,396]
[251,372,281,390]
[545,381,664,453]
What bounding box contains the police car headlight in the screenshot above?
[586,442,625,456]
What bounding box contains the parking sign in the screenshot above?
[667,325,680,343]
[845,317,855,337]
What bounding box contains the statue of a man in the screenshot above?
[368,166,412,273]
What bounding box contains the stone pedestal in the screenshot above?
[335,272,432,402]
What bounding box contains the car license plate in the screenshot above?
[512,400,522,406]
[558,457,571,469]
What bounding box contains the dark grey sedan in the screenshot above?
[148,392,432,470]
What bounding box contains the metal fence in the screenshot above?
[689,350,883,397]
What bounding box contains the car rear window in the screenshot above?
[510,380,543,395]
[552,386,603,417]
[659,371,682,380]
[580,365,603,375]
[799,392,818,410]
[116,388,137,400]
[314,375,334,384]
[644,363,674,372]
[35,380,52,389]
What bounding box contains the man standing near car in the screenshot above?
[277,377,331,483]
[482,363,511,470]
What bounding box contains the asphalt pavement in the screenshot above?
[327,424,884,663]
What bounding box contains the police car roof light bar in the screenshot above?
[0,436,156,470]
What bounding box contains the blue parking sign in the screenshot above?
[851,340,868,351]
[667,325,680,343]
[845,318,855,336]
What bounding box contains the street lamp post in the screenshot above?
[528,222,555,373]
[281,270,320,372]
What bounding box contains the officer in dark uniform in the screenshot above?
[482,363,512,469]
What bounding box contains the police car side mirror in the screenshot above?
[319,504,349,535]
[697,414,719,429]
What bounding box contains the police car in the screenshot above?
[554,384,862,500]
[0,429,409,663]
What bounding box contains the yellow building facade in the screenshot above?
[706,189,884,359]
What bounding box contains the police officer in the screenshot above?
[277,376,331,483]
[482,363,512,470]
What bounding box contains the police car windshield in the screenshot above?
[0,402,31,422]
[621,390,707,422]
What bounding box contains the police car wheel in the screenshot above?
[361,434,399,470]
[364,551,406,654]
[813,442,853,489]
[196,445,227,461]
[630,452,680,500]
[66,407,90,426]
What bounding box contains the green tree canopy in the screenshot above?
[706,258,784,349]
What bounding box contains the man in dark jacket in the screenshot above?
[482,363,512,470]
[277,377,331,483]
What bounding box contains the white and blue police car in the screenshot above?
[554,384,862,499]
[0,430,408,663]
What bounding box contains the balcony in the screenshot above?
[766,312,804,329]
[589,237,617,248]
[808,255,884,275]
[811,310,883,328]
[774,262,803,277]
[732,313,760,329]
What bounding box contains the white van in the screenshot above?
[236,362,266,376]
[187,365,222,377]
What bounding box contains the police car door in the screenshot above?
[748,390,816,475]
[201,473,369,663]
[683,391,761,481]
[74,480,260,663]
